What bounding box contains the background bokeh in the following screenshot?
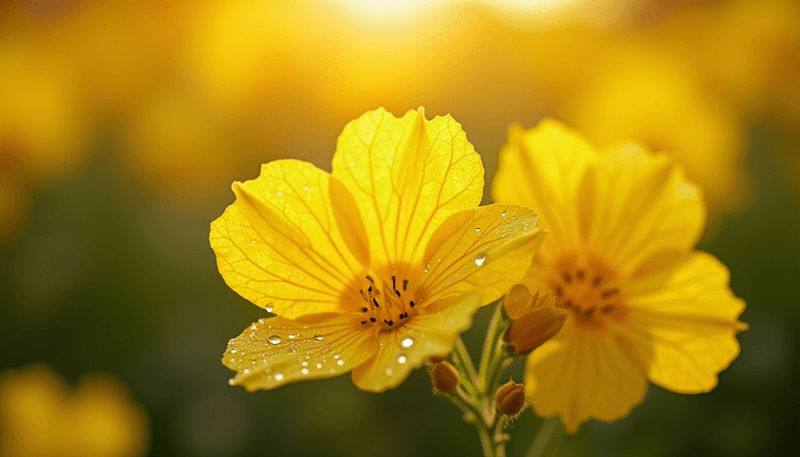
[1,0,798,455]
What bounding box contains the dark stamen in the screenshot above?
[361,320,367,324]
[409,300,415,308]
[372,298,379,308]
[592,276,602,287]
[563,272,572,283]
[576,269,585,280]
[370,317,376,323]
[366,275,375,284]
[602,288,619,298]
[601,305,615,314]
[384,320,394,326]
[392,275,396,290]
[403,279,408,291]
[362,307,368,313]
[395,290,401,297]
[584,308,595,317]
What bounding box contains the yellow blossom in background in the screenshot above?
[565,44,751,222]
[211,107,546,392]
[0,365,148,457]
[492,120,747,433]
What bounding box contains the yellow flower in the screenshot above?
[0,365,149,457]
[492,120,747,433]
[564,43,751,221]
[210,107,546,393]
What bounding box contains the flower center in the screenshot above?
[548,253,628,331]
[358,273,418,331]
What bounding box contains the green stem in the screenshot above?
[525,417,566,457]
[453,337,479,398]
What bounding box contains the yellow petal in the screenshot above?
[210,160,367,318]
[416,204,546,307]
[331,107,484,267]
[491,120,597,259]
[351,292,482,393]
[524,324,648,434]
[617,252,746,394]
[588,144,706,276]
[224,314,379,392]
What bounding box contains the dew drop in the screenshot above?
[397,354,407,364]
[385,368,393,376]
[265,304,274,313]
[301,368,309,375]
[401,337,414,348]
[288,333,295,340]
[475,227,481,232]
[267,335,282,345]
[274,372,284,381]
[228,378,235,386]
[337,359,345,366]
[243,368,250,374]
[437,258,442,263]
[301,361,308,367]
[501,210,506,217]
[474,252,487,266]
[276,191,283,196]
[313,334,324,341]
[333,353,341,360]
[348,161,355,167]
[303,185,309,191]
[230,348,237,354]
[251,239,256,244]
[316,362,323,369]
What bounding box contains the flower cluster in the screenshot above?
[211,108,746,446]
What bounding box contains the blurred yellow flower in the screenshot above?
[565,44,751,221]
[492,120,747,433]
[0,365,148,457]
[211,107,546,392]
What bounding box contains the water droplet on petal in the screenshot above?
[230,348,237,354]
[274,372,284,381]
[397,354,407,364]
[475,227,481,232]
[265,304,274,313]
[267,335,282,345]
[301,361,308,367]
[276,191,283,196]
[243,368,250,374]
[301,368,309,375]
[251,239,256,244]
[385,368,393,376]
[316,362,323,369]
[337,359,345,366]
[401,337,414,348]
[288,333,295,340]
[474,252,487,266]
[313,334,324,341]
[228,378,235,386]
[501,210,506,217]
[303,185,309,191]
[333,353,340,360]
[348,161,355,167]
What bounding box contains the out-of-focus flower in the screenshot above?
[0,365,149,457]
[120,87,239,196]
[211,107,545,392]
[699,0,800,124]
[503,284,568,356]
[492,120,747,433]
[565,44,751,221]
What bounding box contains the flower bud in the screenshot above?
[504,306,568,356]
[430,361,459,392]
[496,379,525,416]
